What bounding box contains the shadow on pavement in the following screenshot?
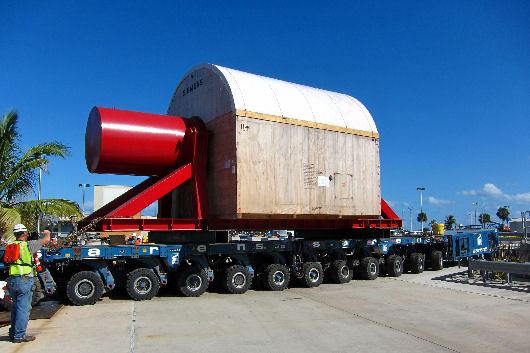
[0,300,63,327]
[431,270,530,294]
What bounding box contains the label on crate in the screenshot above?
[318,175,330,187]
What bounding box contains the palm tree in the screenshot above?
[496,207,510,225]
[417,212,427,222]
[0,110,81,242]
[478,213,491,226]
[417,212,427,231]
[444,215,456,230]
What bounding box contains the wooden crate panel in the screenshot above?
[235,116,380,218]
[205,113,237,218]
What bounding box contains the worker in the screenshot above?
[7,224,50,343]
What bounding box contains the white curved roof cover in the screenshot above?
[170,63,378,137]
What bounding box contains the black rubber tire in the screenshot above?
[126,268,160,301]
[385,255,403,277]
[358,257,379,280]
[409,253,425,274]
[431,251,443,271]
[177,267,209,297]
[329,260,353,284]
[262,264,290,291]
[66,271,104,306]
[301,262,324,287]
[222,265,252,294]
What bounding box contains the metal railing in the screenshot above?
[468,259,530,283]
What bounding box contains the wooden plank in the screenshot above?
[236,109,380,139]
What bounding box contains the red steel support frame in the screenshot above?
[94,216,402,232]
[80,127,209,229]
[380,198,400,220]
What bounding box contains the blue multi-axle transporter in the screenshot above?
[0,69,500,308]
[0,229,498,307]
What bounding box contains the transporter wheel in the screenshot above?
[177,266,209,297]
[431,251,443,271]
[66,271,104,306]
[301,262,324,288]
[222,265,252,294]
[409,253,425,274]
[126,268,161,301]
[263,264,290,291]
[385,255,403,277]
[358,257,379,280]
[329,260,353,284]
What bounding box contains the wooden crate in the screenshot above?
[166,64,381,219]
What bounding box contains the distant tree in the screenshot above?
[496,207,510,225]
[429,219,438,226]
[478,213,491,226]
[417,212,427,223]
[444,215,456,230]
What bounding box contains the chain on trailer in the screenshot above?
[48,216,104,250]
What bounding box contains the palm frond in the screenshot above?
[27,142,70,160]
[13,199,82,219]
[0,140,70,202]
[0,111,20,157]
[0,207,21,244]
[0,111,22,201]
[0,156,38,202]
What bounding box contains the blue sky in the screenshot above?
[1,1,529,229]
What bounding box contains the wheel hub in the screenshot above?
[232,272,246,288]
[134,276,152,294]
[76,279,95,298]
[309,268,320,282]
[369,263,377,274]
[186,274,202,291]
[273,270,285,285]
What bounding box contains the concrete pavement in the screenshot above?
[1,267,528,353]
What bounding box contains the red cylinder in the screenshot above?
[85,107,204,176]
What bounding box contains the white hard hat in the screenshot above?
[13,224,28,233]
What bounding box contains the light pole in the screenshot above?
[417,187,425,232]
[79,184,91,216]
[407,206,413,231]
[472,202,478,225]
[522,211,529,243]
[37,166,42,232]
